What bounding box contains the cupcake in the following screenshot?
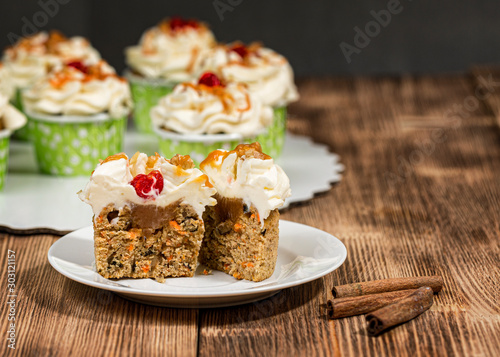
[151,72,277,164]
[125,17,216,133]
[0,93,27,190]
[194,42,299,154]
[199,142,291,281]
[22,60,132,176]
[3,30,101,107]
[78,152,216,281]
[2,30,101,139]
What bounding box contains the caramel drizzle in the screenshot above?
[183,83,251,114]
[200,142,271,171]
[186,47,199,74]
[49,60,124,89]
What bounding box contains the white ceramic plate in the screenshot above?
[1,132,343,234]
[48,220,347,308]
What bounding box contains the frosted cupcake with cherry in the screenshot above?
[194,42,298,154]
[2,30,101,139]
[22,60,132,175]
[151,72,279,164]
[125,17,216,133]
[2,31,101,107]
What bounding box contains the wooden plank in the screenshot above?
[470,65,500,128]
[0,234,199,357]
[199,75,500,356]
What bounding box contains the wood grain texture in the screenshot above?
[2,74,500,356]
[471,65,500,129]
[200,75,500,356]
[0,234,198,357]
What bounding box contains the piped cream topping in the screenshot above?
[194,43,299,107]
[79,152,217,219]
[125,18,216,81]
[200,143,291,225]
[0,63,15,99]
[22,60,132,118]
[151,80,273,136]
[2,31,101,89]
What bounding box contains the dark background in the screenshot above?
[1,0,499,77]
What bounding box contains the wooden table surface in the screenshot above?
[1,70,499,356]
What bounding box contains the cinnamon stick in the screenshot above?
[365,286,434,336]
[327,289,416,319]
[332,276,443,298]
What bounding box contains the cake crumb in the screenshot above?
[202,268,213,275]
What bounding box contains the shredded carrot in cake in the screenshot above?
[127,244,134,252]
[128,229,141,240]
[169,220,187,235]
[142,265,150,273]
[234,223,243,233]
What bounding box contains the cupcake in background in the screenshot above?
[125,17,216,133]
[194,42,298,153]
[2,30,101,140]
[151,72,277,164]
[3,30,101,108]
[22,60,132,176]
[0,93,27,190]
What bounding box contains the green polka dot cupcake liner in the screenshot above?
[126,71,177,134]
[154,108,287,166]
[0,130,10,191]
[27,111,126,176]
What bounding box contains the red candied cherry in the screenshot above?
[230,44,249,58]
[130,170,164,199]
[67,61,88,74]
[198,72,222,87]
[169,16,199,30]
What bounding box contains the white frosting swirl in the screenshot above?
[0,64,15,99]
[194,44,299,107]
[151,82,273,136]
[125,20,215,81]
[79,153,216,219]
[200,147,291,224]
[0,93,27,131]
[22,61,132,118]
[2,32,101,89]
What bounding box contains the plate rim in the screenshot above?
[47,220,347,299]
